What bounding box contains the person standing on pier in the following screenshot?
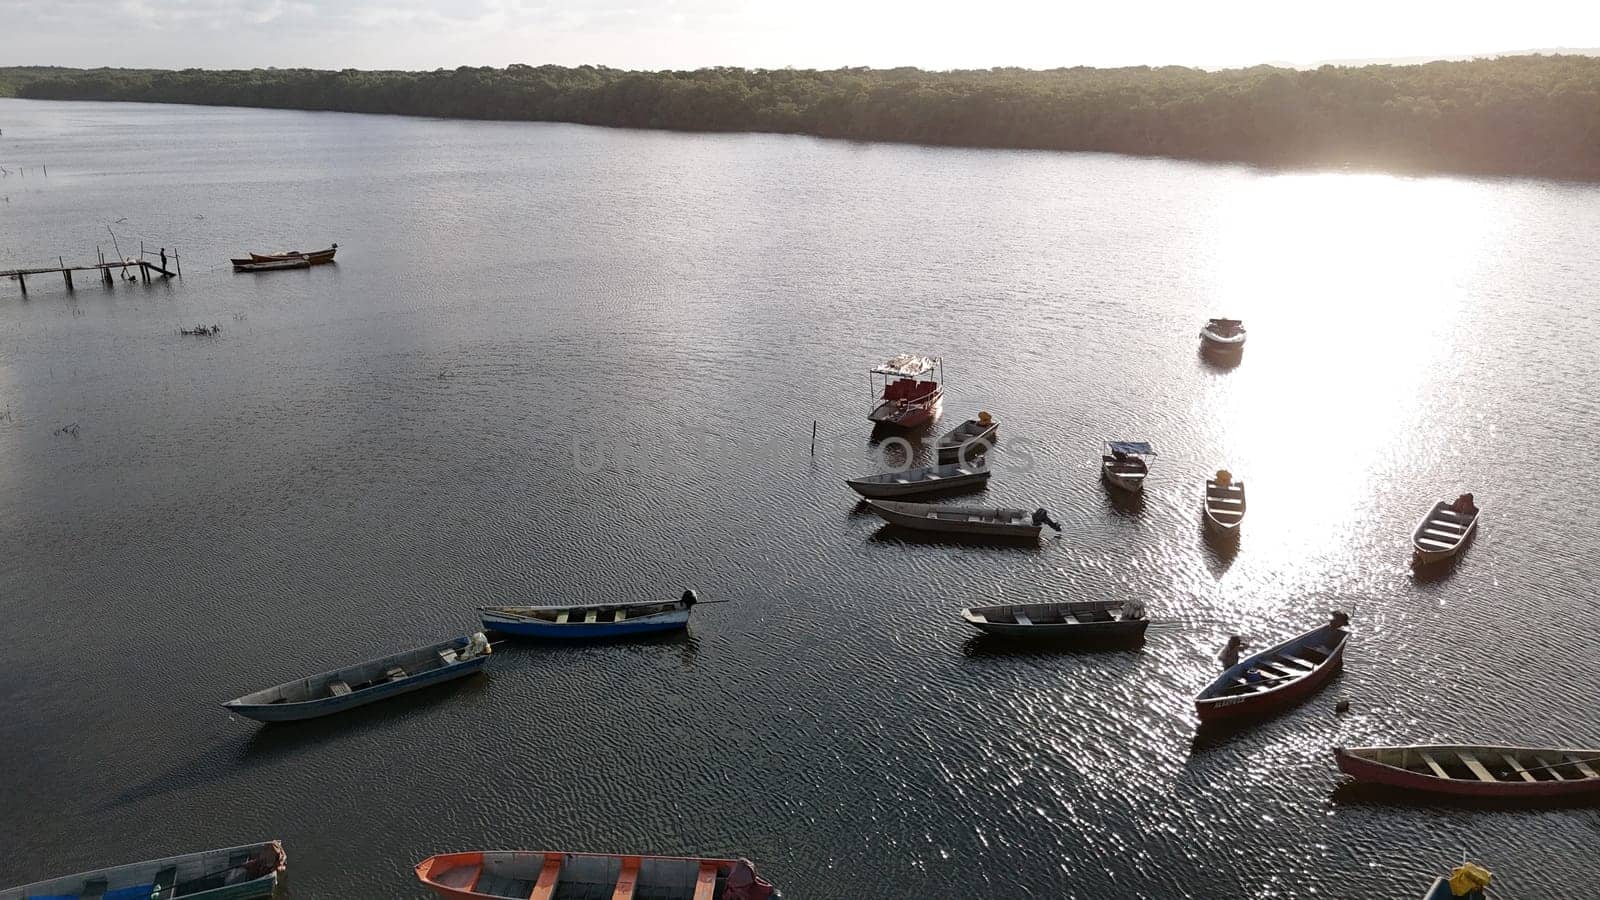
[160,248,167,270]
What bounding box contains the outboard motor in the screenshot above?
[681,589,699,607]
[1031,508,1062,532]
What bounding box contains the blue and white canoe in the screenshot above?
[223,634,492,723]
[480,591,699,639]
[0,841,285,900]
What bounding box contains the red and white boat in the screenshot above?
[867,354,943,428]
[415,850,780,900]
[1334,744,1600,799]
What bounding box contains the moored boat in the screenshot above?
[1203,470,1245,537]
[1199,317,1246,348]
[415,850,780,900]
[1101,441,1156,493]
[867,354,943,429]
[0,841,285,900]
[1411,494,1479,565]
[866,499,1061,539]
[1334,744,1600,799]
[222,633,492,723]
[846,461,990,499]
[249,244,338,265]
[1420,863,1492,900]
[233,257,310,273]
[935,412,998,463]
[1194,612,1349,723]
[480,591,698,638]
[960,600,1147,647]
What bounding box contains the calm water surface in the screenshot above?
[2,98,1599,899]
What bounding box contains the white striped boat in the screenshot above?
[846,461,990,499]
[1411,494,1479,564]
[0,841,284,900]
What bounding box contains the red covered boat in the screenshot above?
[867,354,943,428]
[1194,612,1350,723]
[415,850,780,900]
[1334,744,1600,799]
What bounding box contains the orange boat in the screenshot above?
[415,850,780,900]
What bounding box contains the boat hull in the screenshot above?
[846,466,989,499]
[867,500,1040,539]
[1195,623,1347,723]
[1411,501,1479,565]
[868,393,942,428]
[480,613,688,639]
[1334,745,1600,798]
[935,421,998,463]
[0,842,284,900]
[968,618,1147,647]
[416,850,780,900]
[225,652,489,723]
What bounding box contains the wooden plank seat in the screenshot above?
[610,857,641,900]
[328,680,353,697]
[1502,754,1538,782]
[1419,751,1450,779]
[528,855,562,900]
[692,862,719,900]
[439,648,459,665]
[1460,752,1498,782]
[1014,613,1033,626]
[152,866,179,900]
[1279,654,1318,670]
[1536,756,1567,779]
[386,666,408,681]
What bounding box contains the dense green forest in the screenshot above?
[4,58,1599,179]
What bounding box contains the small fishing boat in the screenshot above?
[847,461,990,499]
[415,850,780,900]
[1411,494,1479,565]
[1420,863,1492,900]
[1334,744,1600,799]
[179,324,221,336]
[480,591,698,638]
[867,354,943,429]
[866,499,1061,539]
[0,841,285,900]
[1203,470,1246,537]
[1194,612,1349,723]
[1199,317,1246,348]
[249,244,338,265]
[233,257,310,273]
[935,412,998,463]
[222,633,492,723]
[1102,441,1156,493]
[960,600,1147,646]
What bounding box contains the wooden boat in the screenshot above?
[480,591,697,638]
[847,461,990,499]
[1334,744,1600,799]
[1199,317,1246,348]
[867,354,943,428]
[233,257,310,273]
[1194,613,1349,723]
[415,850,780,900]
[1411,494,1479,565]
[934,413,998,463]
[249,244,337,265]
[960,600,1147,646]
[0,841,284,900]
[1203,470,1245,536]
[1101,441,1156,493]
[222,633,492,723]
[866,499,1060,539]
[1420,863,1492,900]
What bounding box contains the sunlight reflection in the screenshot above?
[1201,173,1495,598]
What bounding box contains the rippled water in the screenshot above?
[2,98,1599,899]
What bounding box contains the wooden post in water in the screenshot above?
[173,247,182,278]
[99,247,112,285]
[60,256,73,291]
[811,420,818,455]
[15,272,24,296]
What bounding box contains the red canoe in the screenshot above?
[415,850,780,900]
[1335,744,1600,798]
[1194,614,1350,723]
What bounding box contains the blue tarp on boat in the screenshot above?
[1108,441,1155,456]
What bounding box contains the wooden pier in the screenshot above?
[2,249,180,296]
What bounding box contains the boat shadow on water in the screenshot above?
[1328,779,1600,811]
[1200,525,1240,576]
[959,633,1147,658]
[869,524,1047,551]
[1197,345,1244,371]
[1102,487,1146,517]
[1187,688,1345,755]
[1409,555,1464,585]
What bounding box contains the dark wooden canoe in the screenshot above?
[1194,616,1349,723]
[960,599,1147,647]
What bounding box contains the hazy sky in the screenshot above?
[2,0,1595,71]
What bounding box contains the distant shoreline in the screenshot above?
[3,59,1598,181]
